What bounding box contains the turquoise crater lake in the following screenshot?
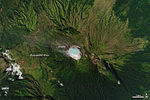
[68,48,80,55]
[67,46,82,60]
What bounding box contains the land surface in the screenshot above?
[0,0,150,100]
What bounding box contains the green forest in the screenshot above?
[0,0,150,100]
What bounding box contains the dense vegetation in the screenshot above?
[0,0,37,32]
[0,0,150,100]
[43,0,94,34]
